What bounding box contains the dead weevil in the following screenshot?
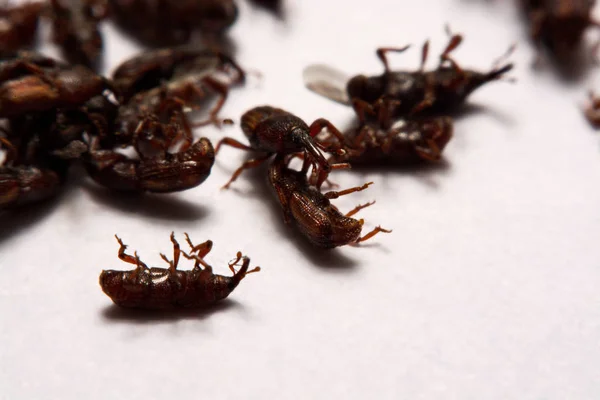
[0,137,65,209]
[111,48,245,103]
[0,56,113,118]
[0,2,44,56]
[48,0,109,68]
[215,106,350,189]
[99,232,260,310]
[520,0,600,62]
[321,98,454,166]
[109,0,238,47]
[267,153,391,249]
[84,112,215,193]
[303,28,514,118]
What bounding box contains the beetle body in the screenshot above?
[337,117,454,166]
[268,154,390,249]
[0,2,44,56]
[0,64,109,117]
[49,0,108,68]
[100,233,259,310]
[0,164,62,209]
[109,0,238,46]
[346,65,513,118]
[216,106,349,189]
[112,48,244,102]
[521,0,596,59]
[85,137,215,193]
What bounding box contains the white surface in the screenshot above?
[2,0,600,399]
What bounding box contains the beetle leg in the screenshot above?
[183,233,213,259]
[214,137,254,154]
[228,251,243,274]
[351,98,376,125]
[115,235,148,269]
[190,76,230,128]
[355,225,393,244]
[324,181,372,200]
[345,201,376,217]
[181,250,213,272]
[376,45,411,74]
[222,153,272,189]
[414,139,442,162]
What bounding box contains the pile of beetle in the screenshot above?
[1,0,599,311]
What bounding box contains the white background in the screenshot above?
[2,0,600,398]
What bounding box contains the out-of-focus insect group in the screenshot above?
[2,0,598,311]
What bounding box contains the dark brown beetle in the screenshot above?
[0,137,65,210]
[48,0,109,68]
[100,232,260,310]
[0,2,44,56]
[109,0,238,46]
[521,0,599,61]
[304,28,514,118]
[322,98,454,166]
[84,110,215,193]
[215,106,350,189]
[268,153,391,249]
[111,48,245,103]
[0,56,113,118]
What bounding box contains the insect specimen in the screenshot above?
[111,48,245,102]
[520,0,599,61]
[109,0,238,46]
[321,98,454,166]
[0,2,44,55]
[99,232,260,310]
[0,137,65,209]
[0,57,112,118]
[268,153,391,249]
[48,0,109,68]
[215,106,350,189]
[84,111,215,193]
[303,28,514,118]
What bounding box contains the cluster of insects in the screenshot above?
[303,27,514,165]
[8,0,596,312]
[0,0,280,69]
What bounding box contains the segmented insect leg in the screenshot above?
[414,139,442,161]
[114,235,148,269]
[221,153,272,189]
[345,201,376,217]
[184,233,213,259]
[190,76,231,128]
[419,40,430,72]
[181,250,213,273]
[324,182,373,200]
[355,226,393,243]
[214,137,255,154]
[159,232,182,273]
[375,45,411,74]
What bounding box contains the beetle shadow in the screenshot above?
[100,298,243,324]
[0,195,62,244]
[245,0,287,20]
[450,103,517,127]
[83,183,208,221]
[0,168,84,244]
